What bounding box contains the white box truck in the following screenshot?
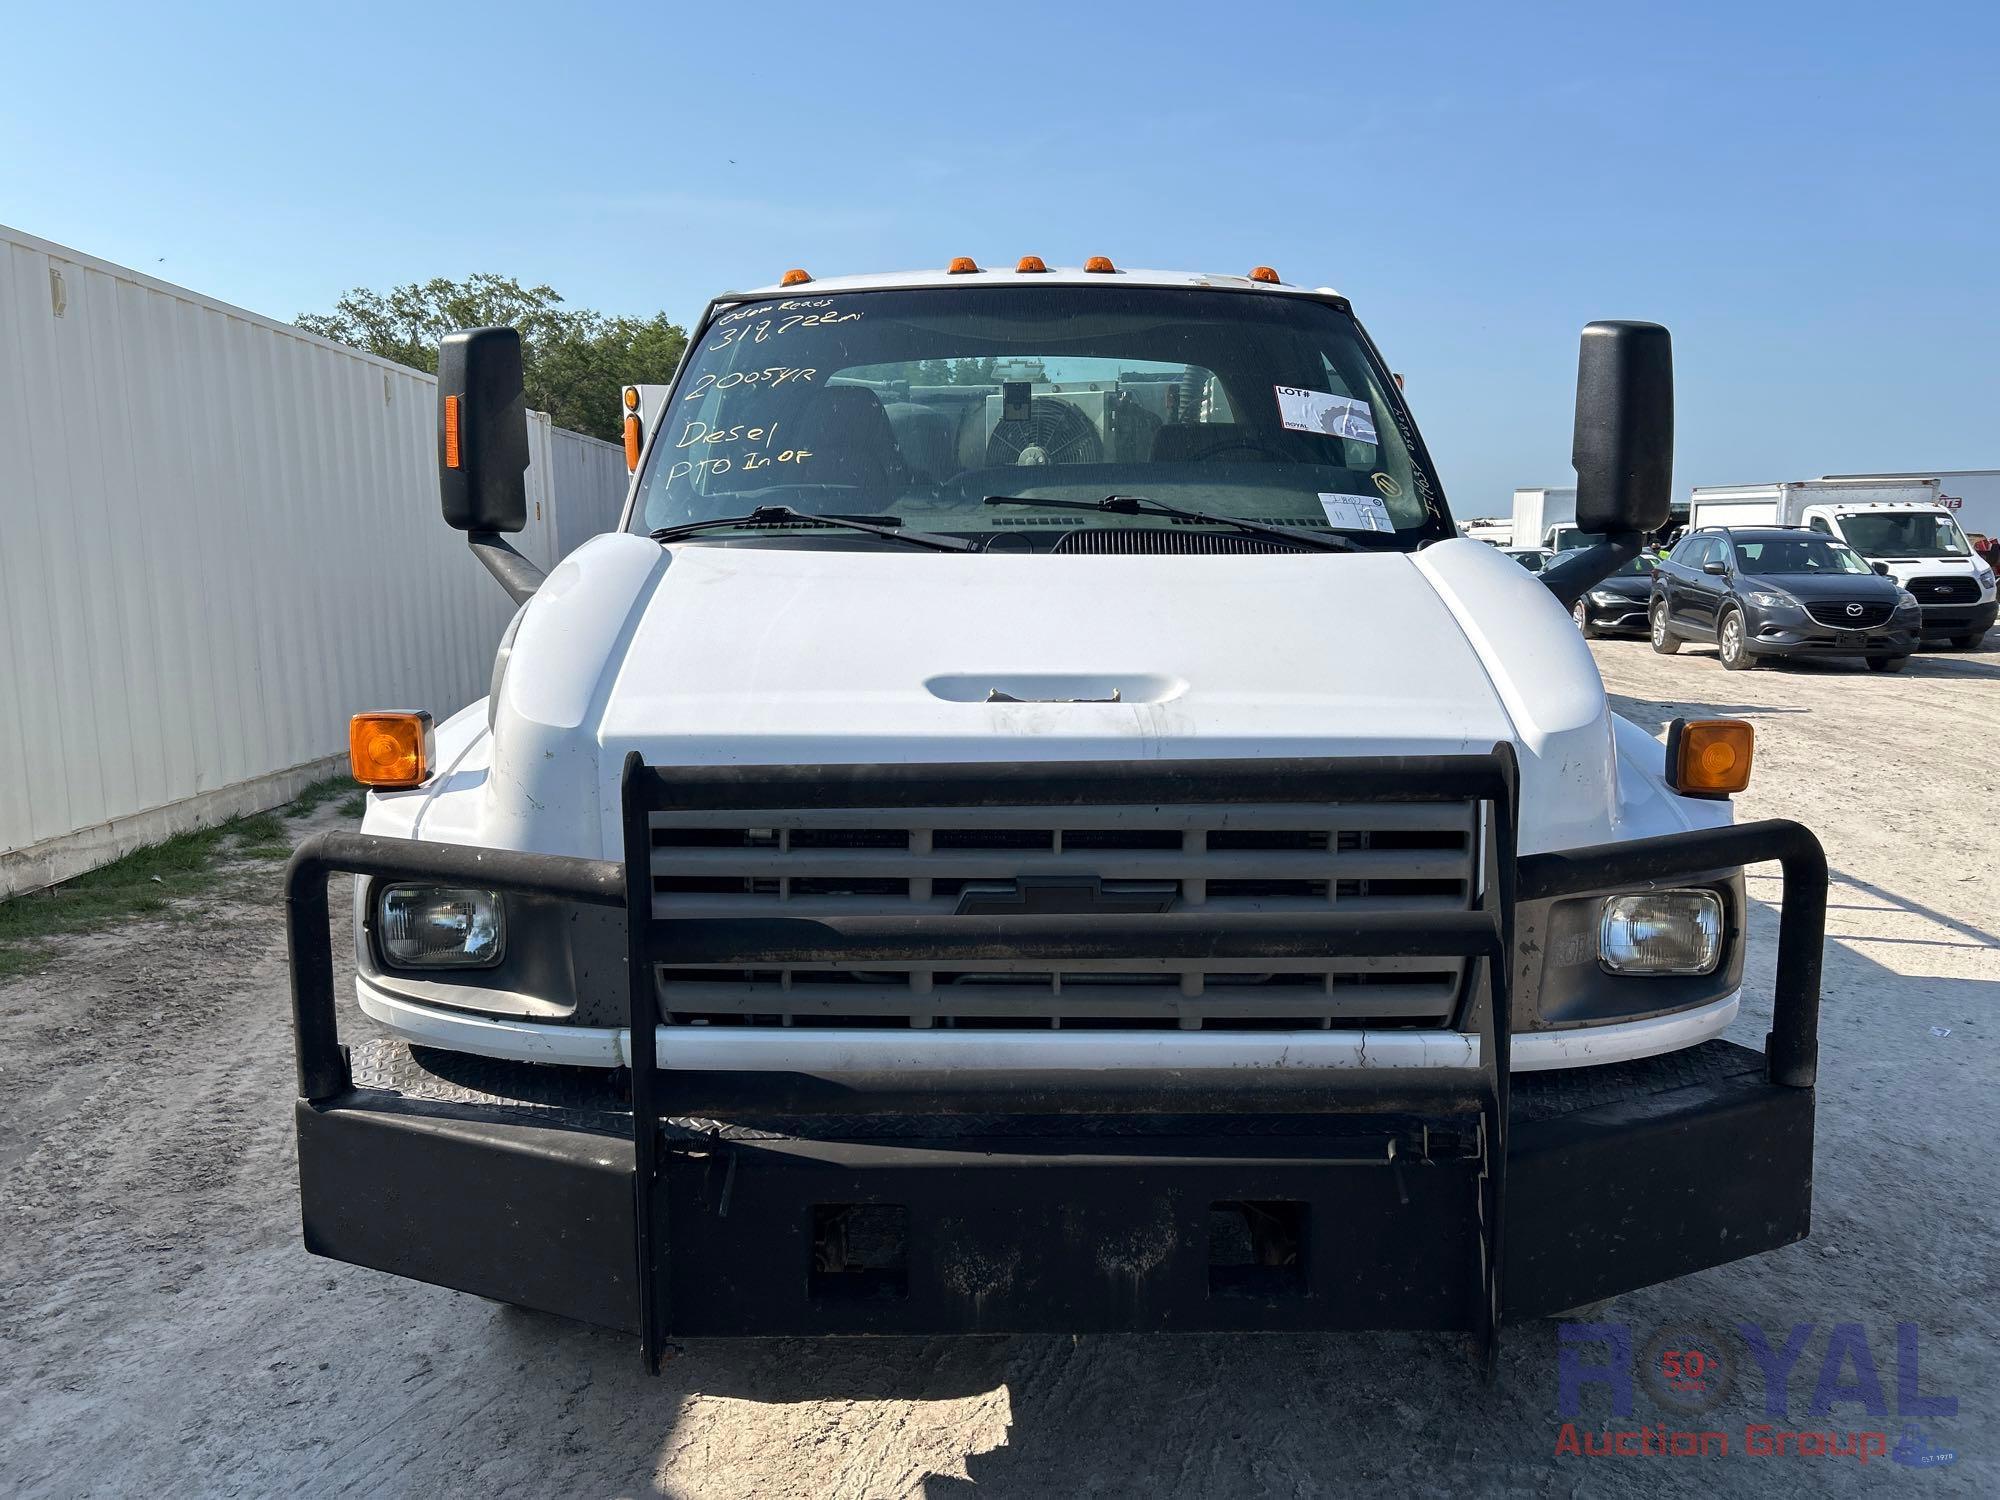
[1510,486,1576,550]
[1688,479,1996,646]
[285,264,1828,1372]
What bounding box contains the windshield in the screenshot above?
[1608,554,1655,577]
[631,285,1448,549]
[1836,511,1968,558]
[1734,536,1873,575]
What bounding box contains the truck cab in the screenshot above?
[287,263,1827,1370]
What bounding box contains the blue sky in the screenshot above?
[4,0,1994,513]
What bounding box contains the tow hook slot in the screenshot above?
[810,1203,910,1302]
[1208,1201,1308,1298]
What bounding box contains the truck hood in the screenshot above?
[483,533,1623,857]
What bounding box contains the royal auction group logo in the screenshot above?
[1555,1321,1957,1468]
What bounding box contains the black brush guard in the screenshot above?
[287,750,1825,1373]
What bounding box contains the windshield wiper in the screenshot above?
[981,493,1358,552]
[650,505,973,552]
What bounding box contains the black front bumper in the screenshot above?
[299,1036,1811,1341]
[287,753,1825,1371]
[1744,607,1918,657]
[1918,599,1997,637]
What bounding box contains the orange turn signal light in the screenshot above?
[780,268,812,287]
[1666,718,1754,797]
[350,711,435,789]
[1248,265,1281,283]
[1016,255,1048,273]
[1083,255,1116,273]
[442,395,462,469]
[946,256,980,274]
[624,412,642,471]
[622,385,640,410]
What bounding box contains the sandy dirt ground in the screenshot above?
[2,631,1995,1498]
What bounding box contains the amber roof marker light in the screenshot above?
[780,268,812,287]
[1015,255,1049,273]
[946,256,981,274]
[1666,718,1755,798]
[1248,266,1282,284]
[1083,255,1117,274]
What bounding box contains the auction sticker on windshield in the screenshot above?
[1318,491,1394,532]
[1275,386,1378,444]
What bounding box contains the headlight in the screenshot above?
[1894,590,1922,616]
[1977,564,1996,593]
[1587,589,1624,606]
[378,884,506,968]
[1599,890,1722,975]
[1742,589,1796,611]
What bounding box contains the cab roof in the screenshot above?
[723,265,1344,302]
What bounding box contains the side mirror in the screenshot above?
[1571,321,1673,535]
[1702,561,1727,576]
[1873,562,1892,577]
[437,327,529,534]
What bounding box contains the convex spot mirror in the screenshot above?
[438,327,530,534]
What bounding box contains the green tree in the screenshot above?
[296,274,687,442]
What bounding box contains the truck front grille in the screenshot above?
[1908,575,1978,604]
[649,801,1478,1030]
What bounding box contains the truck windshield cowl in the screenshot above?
[631,285,1450,551]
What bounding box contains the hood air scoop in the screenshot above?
[924,673,1187,705]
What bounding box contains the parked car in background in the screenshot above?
[1688,480,1995,648]
[1651,527,1920,671]
[1503,546,1551,573]
[1570,553,1655,638]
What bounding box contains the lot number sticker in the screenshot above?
[1275,386,1378,445]
[1317,491,1395,532]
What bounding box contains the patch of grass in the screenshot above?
[338,792,368,819]
[233,812,288,843]
[286,775,356,817]
[0,809,301,980]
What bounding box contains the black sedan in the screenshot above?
[1569,554,1657,638]
[1650,527,1920,671]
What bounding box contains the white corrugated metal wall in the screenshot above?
[0,225,632,896]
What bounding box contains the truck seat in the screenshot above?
[883,402,957,486]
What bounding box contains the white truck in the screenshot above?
[286,264,1827,1372]
[1510,486,1576,551]
[1688,479,1996,647]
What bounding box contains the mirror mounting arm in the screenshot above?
[468,531,546,606]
